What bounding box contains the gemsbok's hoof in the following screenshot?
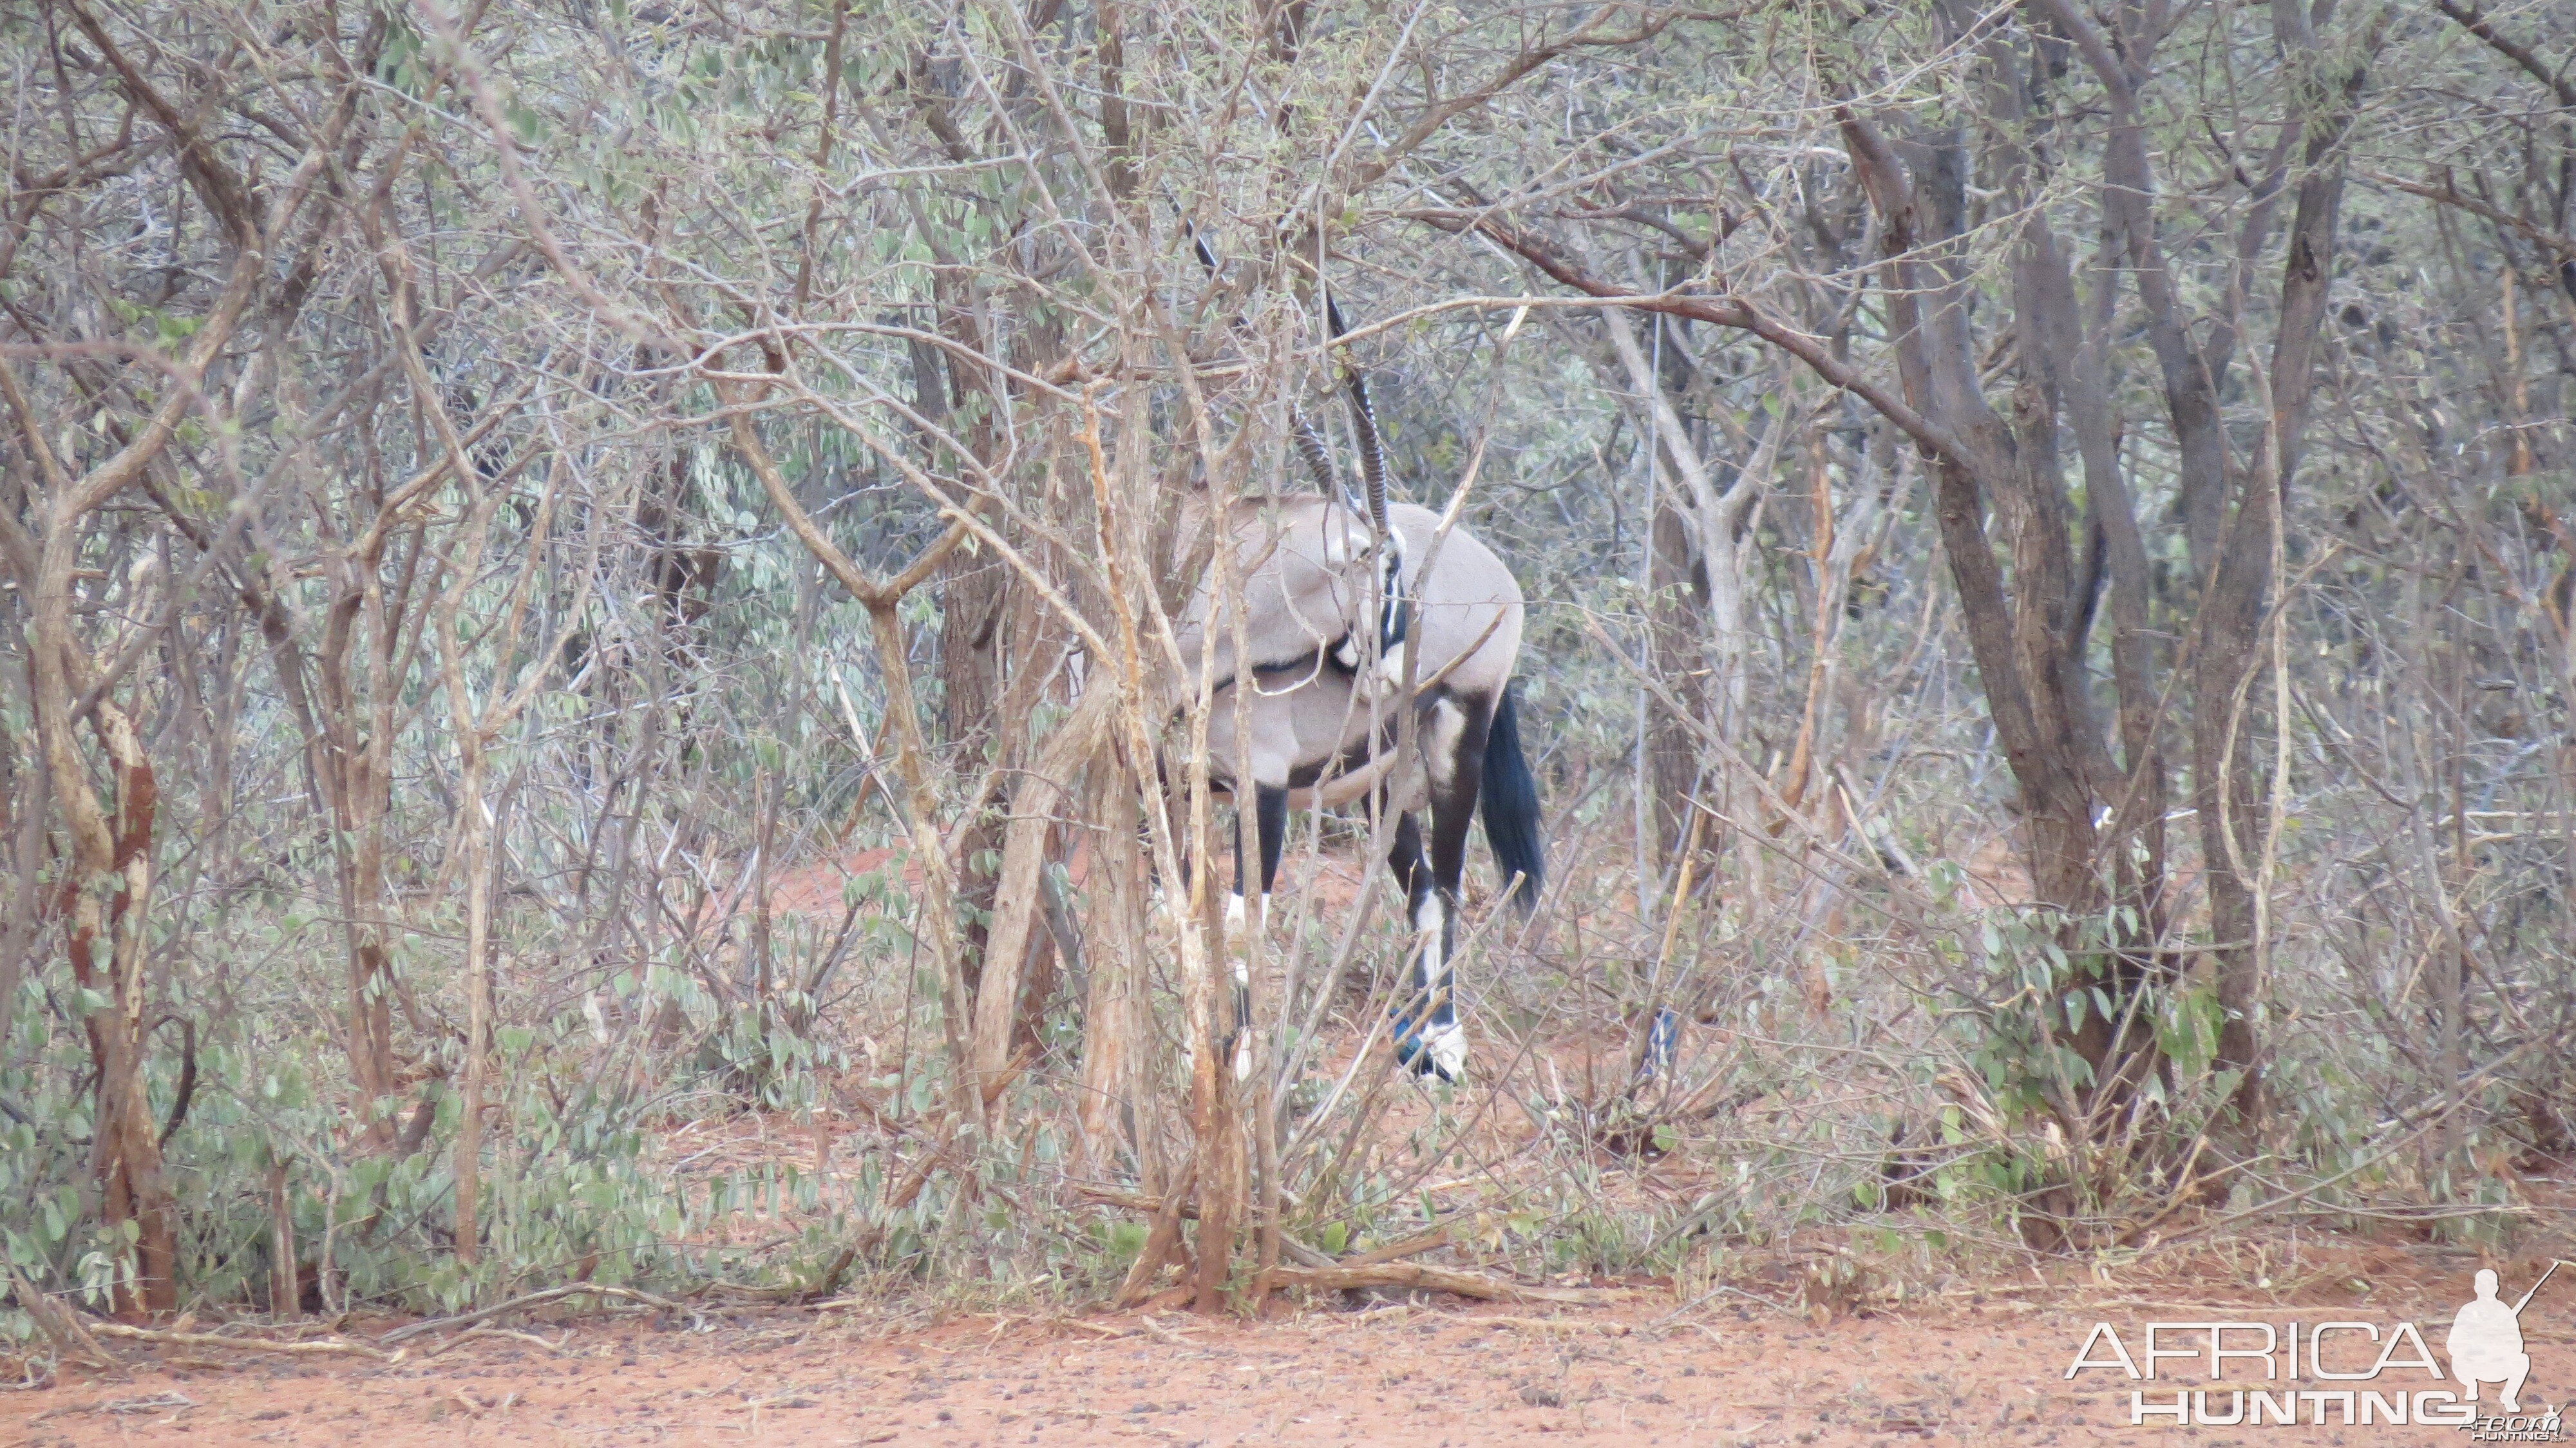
[1393,1020,1465,1083]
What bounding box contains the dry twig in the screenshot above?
[1257,1263,1627,1304]
[379,1284,687,1346]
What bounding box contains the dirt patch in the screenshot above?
[8,1279,2552,1446]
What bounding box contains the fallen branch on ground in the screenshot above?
[1340,1228,1452,1268]
[1256,1263,1627,1304]
[379,1284,688,1345]
[1478,1315,1633,1335]
[86,1323,397,1361]
[1112,1165,1198,1310]
[29,1391,192,1422]
[3,1266,117,1369]
[417,1324,567,1358]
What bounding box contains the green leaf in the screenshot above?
[1106,1220,1147,1261]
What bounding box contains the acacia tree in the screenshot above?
[1376,0,2396,1183]
[0,0,366,1308]
[1828,0,2391,1130]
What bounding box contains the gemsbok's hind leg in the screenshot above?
[1400,695,1494,1081]
[1385,789,1476,1084]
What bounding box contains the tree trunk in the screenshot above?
[1077,720,1156,1183]
[2193,5,2378,1113]
[439,496,503,1270]
[10,472,184,1314]
[32,632,180,1316]
[1645,499,1709,869]
[969,687,1118,1091]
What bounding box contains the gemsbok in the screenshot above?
[1168,301,1543,1083]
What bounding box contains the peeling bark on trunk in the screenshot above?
[969,687,1118,1091]
[68,701,180,1318]
[17,562,182,1315]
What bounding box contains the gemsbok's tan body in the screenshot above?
[1169,488,1542,1082]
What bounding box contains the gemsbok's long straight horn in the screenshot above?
[1323,294,1392,542]
[1183,222,1344,500]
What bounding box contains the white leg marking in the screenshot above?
[1423,698,1468,789]
[1225,892,1267,982]
[1417,1021,1466,1081]
[1412,892,1444,935]
[1404,893,1461,1079]
[1227,891,1261,1081]
[1412,894,1448,1033]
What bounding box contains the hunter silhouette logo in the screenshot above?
[2449,1265,2552,1414]
[2063,1262,2569,1434]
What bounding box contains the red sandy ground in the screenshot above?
[7,1275,2565,1447]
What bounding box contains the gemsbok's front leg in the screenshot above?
[1386,812,1461,1081]
[1224,785,1287,1082]
[1390,694,1493,1082]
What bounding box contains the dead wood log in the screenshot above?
[86,1322,395,1360]
[1255,1263,1627,1305]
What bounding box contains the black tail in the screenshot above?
[1480,683,1545,913]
